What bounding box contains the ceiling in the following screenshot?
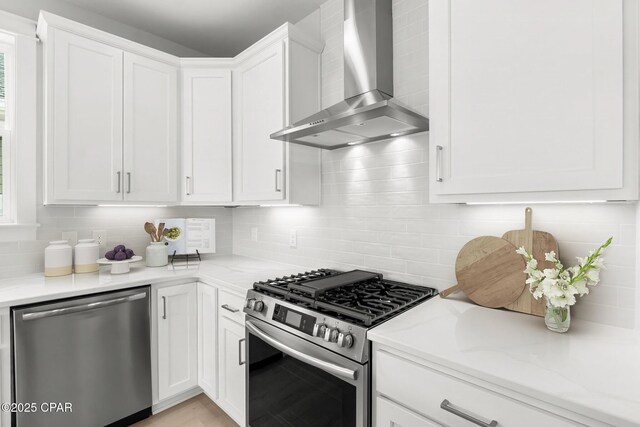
[60,0,326,56]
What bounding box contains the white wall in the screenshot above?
[233,0,638,328]
[0,0,206,56]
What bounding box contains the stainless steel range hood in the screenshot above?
[270,0,429,150]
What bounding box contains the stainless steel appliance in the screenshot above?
[244,269,437,426]
[270,0,429,150]
[12,287,152,427]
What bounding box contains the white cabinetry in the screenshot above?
[233,24,322,205]
[428,0,639,203]
[373,345,604,427]
[157,283,198,401]
[38,12,179,205]
[197,282,217,400]
[123,52,177,202]
[217,290,246,425]
[181,61,233,204]
[42,28,123,203]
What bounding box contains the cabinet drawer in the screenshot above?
[376,396,440,427]
[376,351,575,427]
[219,290,245,322]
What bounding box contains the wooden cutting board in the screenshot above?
[502,207,559,317]
[441,236,526,308]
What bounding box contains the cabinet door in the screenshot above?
[197,283,217,400]
[123,52,178,202]
[182,68,232,204]
[376,396,441,427]
[47,29,123,203]
[218,316,246,424]
[429,0,625,201]
[157,283,197,401]
[233,42,286,202]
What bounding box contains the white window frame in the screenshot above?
[0,40,15,224]
[0,10,38,241]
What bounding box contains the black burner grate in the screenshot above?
[253,269,438,327]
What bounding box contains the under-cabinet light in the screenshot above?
[464,200,610,205]
[97,204,169,208]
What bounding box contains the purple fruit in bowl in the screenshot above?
[125,249,134,259]
[114,245,126,253]
[104,250,116,260]
[114,251,127,261]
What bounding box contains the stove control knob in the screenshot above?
[245,299,256,310]
[253,300,265,313]
[337,332,354,348]
[313,323,327,338]
[324,327,339,343]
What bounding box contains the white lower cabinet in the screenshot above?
[374,346,599,427]
[217,306,246,425]
[157,283,198,401]
[197,282,217,400]
[377,396,440,427]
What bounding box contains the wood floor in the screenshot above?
[133,394,239,427]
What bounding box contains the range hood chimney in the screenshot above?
[270,0,429,150]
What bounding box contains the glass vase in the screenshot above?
[544,300,570,333]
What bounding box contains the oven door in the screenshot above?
[245,318,368,427]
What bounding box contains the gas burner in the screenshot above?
[252,269,437,327]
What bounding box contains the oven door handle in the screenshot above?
[246,320,358,381]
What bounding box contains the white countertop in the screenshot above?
[0,255,309,307]
[368,296,640,426]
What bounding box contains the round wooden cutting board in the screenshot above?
[454,236,527,308]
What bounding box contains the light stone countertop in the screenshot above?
[368,296,640,427]
[0,255,315,308]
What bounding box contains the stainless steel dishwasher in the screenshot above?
[12,286,152,427]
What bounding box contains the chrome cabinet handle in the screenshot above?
[435,145,443,182]
[440,399,497,427]
[22,292,147,321]
[275,169,282,192]
[116,172,121,193]
[246,320,357,381]
[162,296,167,320]
[221,304,239,313]
[238,338,246,366]
[126,172,131,194]
[185,176,191,195]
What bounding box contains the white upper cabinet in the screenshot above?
[38,12,179,205]
[181,62,233,204]
[43,28,124,203]
[123,52,178,202]
[233,24,323,205]
[429,0,639,203]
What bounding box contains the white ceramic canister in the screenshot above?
[74,239,99,273]
[44,240,73,277]
[146,242,168,267]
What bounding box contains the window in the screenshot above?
[0,39,13,223]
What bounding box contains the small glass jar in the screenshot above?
[74,239,99,273]
[44,240,73,277]
[544,300,571,333]
[146,242,168,267]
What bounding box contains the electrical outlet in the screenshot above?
[289,229,297,248]
[61,231,77,247]
[92,230,107,248]
[250,227,258,242]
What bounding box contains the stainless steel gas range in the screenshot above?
[243,269,437,426]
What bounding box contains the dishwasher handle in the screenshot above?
[22,292,147,321]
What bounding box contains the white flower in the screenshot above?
[516,246,528,256]
[586,268,600,283]
[542,268,559,279]
[514,238,611,309]
[573,279,588,296]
